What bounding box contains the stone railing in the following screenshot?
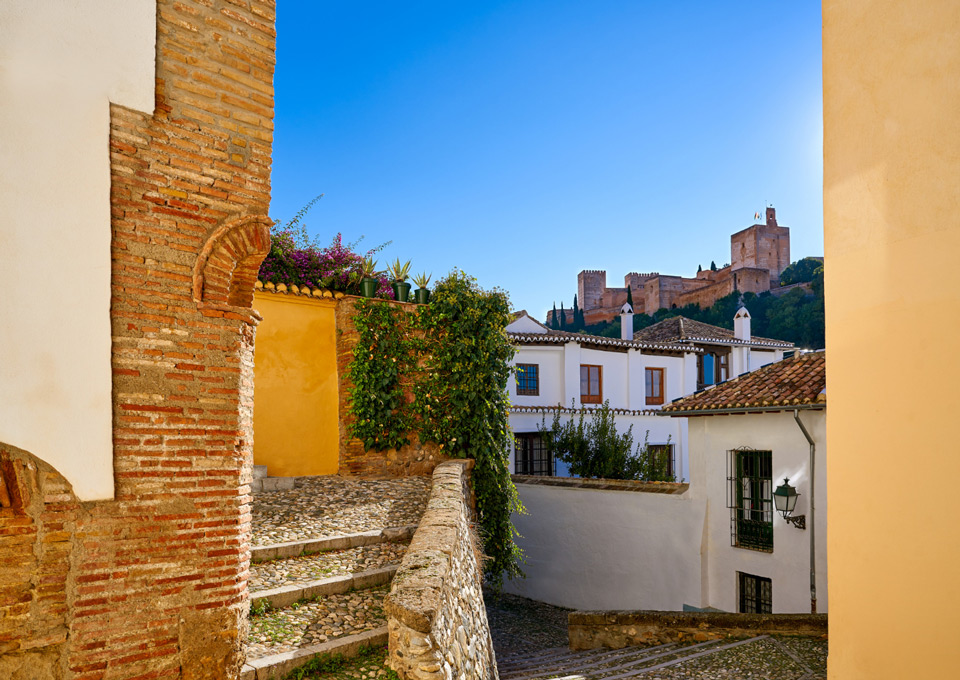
[569,610,828,650]
[385,460,498,680]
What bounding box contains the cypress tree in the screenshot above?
[559,302,566,330]
[697,264,702,273]
[572,295,580,330]
[551,302,558,329]
[626,286,634,309]
[710,260,717,271]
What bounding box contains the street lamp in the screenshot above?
[773,478,806,529]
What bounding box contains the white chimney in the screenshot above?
[734,306,751,342]
[620,303,634,341]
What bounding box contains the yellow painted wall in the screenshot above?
[253,292,340,477]
[823,2,960,678]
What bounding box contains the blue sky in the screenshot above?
[270,2,823,319]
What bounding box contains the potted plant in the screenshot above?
[389,258,412,302]
[359,257,379,298]
[412,272,431,304]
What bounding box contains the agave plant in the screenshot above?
[389,258,412,282]
[412,272,431,289]
[359,256,378,278]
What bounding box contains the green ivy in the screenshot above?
[413,271,523,590]
[347,299,411,452]
[346,271,524,589]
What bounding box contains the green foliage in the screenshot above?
[347,271,524,590]
[550,303,558,329]
[412,271,431,289]
[414,271,524,590]
[389,258,412,282]
[347,299,411,452]
[572,295,581,331]
[710,260,717,271]
[779,257,822,286]
[626,286,634,308]
[283,645,399,680]
[538,400,674,481]
[559,302,566,330]
[697,264,702,273]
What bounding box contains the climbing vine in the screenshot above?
[346,271,524,589]
[347,298,411,452]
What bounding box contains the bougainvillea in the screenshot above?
[258,196,393,297]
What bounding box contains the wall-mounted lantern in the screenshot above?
[773,478,806,529]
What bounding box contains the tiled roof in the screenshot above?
[633,316,794,349]
[255,280,345,299]
[510,405,662,416]
[507,328,701,354]
[661,351,825,414]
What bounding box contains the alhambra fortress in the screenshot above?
[572,207,795,325]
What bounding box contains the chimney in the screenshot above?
[734,306,751,342]
[620,303,634,341]
[766,207,777,226]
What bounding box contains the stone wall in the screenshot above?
[0,2,276,678]
[568,611,827,650]
[385,461,498,680]
[334,296,448,477]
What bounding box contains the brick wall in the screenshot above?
[335,297,448,477]
[0,2,276,678]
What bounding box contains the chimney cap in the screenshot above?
[734,306,751,319]
[620,303,634,315]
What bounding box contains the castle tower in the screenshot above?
[578,270,607,312]
[730,207,791,286]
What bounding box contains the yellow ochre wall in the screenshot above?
[823,2,960,678]
[253,292,340,477]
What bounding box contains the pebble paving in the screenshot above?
[247,586,389,660]
[250,542,408,593]
[252,476,431,546]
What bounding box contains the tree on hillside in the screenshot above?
[697,264,702,273]
[779,257,823,286]
[710,261,717,271]
[626,286,634,309]
[550,302,558,329]
[572,295,581,331]
[559,301,566,330]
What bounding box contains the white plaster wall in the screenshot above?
[508,412,687,481]
[579,347,629,408]
[508,347,564,406]
[687,411,827,613]
[505,483,705,610]
[750,350,778,371]
[0,1,156,500]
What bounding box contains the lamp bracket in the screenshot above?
[784,514,806,530]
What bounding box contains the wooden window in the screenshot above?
[516,363,539,396]
[514,433,554,476]
[580,364,602,404]
[738,572,773,614]
[727,449,774,552]
[646,443,675,480]
[698,350,730,389]
[645,367,665,405]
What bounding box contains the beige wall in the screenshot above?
[253,292,340,477]
[0,1,155,500]
[823,2,960,678]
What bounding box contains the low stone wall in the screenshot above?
[385,460,498,680]
[569,611,828,650]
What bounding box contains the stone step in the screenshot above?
[499,636,769,680]
[240,628,388,680]
[250,565,397,612]
[253,465,269,480]
[251,540,407,594]
[251,525,417,563]
[258,476,296,492]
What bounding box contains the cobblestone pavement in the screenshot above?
[250,542,408,593]
[290,645,399,680]
[486,592,827,679]
[246,586,388,660]
[252,476,431,546]
[485,591,570,656]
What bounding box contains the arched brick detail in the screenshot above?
[193,214,272,319]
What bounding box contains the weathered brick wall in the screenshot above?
[385,461,498,680]
[0,2,276,678]
[334,297,448,477]
[568,610,827,650]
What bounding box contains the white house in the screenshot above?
[506,305,699,481]
[661,351,827,614]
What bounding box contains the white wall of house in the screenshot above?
[505,483,705,611]
[0,1,156,500]
[508,347,565,406]
[687,410,827,613]
[749,349,781,371]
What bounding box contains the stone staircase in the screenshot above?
[241,526,417,679]
[496,636,769,679]
[251,464,296,493]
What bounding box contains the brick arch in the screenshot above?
[193,213,272,319]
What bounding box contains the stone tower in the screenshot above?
[730,207,791,286]
[578,270,607,312]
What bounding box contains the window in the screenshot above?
[580,364,602,404]
[646,443,675,480]
[698,350,730,389]
[727,449,773,551]
[645,367,665,405]
[738,572,772,614]
[516,363,539,396]
[514,433,554,476]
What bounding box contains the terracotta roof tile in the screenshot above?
[633,316,793,348]
[662,351,826,414]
